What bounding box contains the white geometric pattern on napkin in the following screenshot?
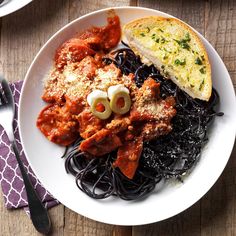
[0,81,59,210]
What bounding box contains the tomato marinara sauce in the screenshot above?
[37,13,176,179]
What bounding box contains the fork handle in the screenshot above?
[11,141,51,234]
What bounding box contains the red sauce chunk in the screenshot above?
[55,15,121,70]
[113,136,143,179]
[37,14,176,180]
[38,14,121,146]
[79,129,122,156]
[37,104,79,146]
[55,39,96,70]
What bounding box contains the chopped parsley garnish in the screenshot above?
[199,67,206,74]
[160,37,166,43]
[180,41,190,50]
[151,34,160,43]
[164,71,169,77]
[185,32,191,41]
[164,48,172,53]
[175,58,186,66]
[195,57,203,65]
[199,79,205,90]
[146,27,150,33]
[158,28,164,32]
[163,54,168,60]
[174,33,191,50]
[174,39,190,50]
[140,33,145,37]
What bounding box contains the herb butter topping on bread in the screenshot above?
[123,17,212,101]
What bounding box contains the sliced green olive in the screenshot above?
[91,97,112,120]
[109,91,131,115]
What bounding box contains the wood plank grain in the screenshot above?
[0,0,69,235]
[63,208,132,236]
[133,202,201,236]
[63,206,132,236]
[68,0,131,22]
[201,1,236,235]
[0,0,70,82]
[205,0,236,89]
[0,192,64,236]
[137,0,205,34]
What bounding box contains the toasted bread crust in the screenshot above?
[123,17,212,101]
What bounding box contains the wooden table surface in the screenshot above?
[0,0,235,235]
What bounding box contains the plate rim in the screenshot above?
[0,0,33,17]
[19,6,236,225]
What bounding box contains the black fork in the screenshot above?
[0,76,51,234]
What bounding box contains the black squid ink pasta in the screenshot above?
[64,42,223,201]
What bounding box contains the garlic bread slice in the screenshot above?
[123,17,212,101]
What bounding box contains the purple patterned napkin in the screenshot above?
[0,81,59,213]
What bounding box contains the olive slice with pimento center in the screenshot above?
[108,84,131,115]
[87,90,112,120]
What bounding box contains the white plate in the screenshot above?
[0,0,32,17]
[19,7,236,225]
